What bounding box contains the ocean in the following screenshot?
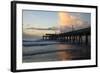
[22,38,90,63]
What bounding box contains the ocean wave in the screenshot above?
[23,40,60,47]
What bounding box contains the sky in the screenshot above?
[23,10,59,28]
[22,10,91,36]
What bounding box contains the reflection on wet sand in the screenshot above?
[57,44,72,61]
[57,51,71,61]
[56,44,90,61]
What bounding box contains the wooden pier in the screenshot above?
[43,27,91,45]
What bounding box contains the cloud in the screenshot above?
[58,12,90,32]
[26,27,58,30]
[23,28,55,36]
[23,26,58,36]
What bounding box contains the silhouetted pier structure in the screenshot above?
[43,27,91,45]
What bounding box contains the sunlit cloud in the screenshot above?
[58,12,90,32]
[58,12,73,27]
